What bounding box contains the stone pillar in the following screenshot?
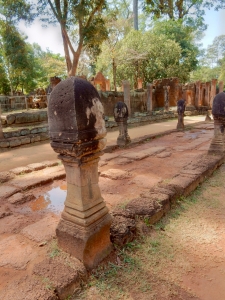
[219,81,224,93]
[114,101,131,146]
[210,79,217,108]
[0,104,4,139]
[123,80,131,115]
[9,97,15,109]
[200,83,205,106]
[25,97,28,110]
[146,83,153,112]
[105,79,110,91]
[208,92,225,155]
[48,77,112,269]
[177,99,186,130]
[205,82,211,107]
[163,86,170,111]
[195,81,201,108]
[137,78,143,89]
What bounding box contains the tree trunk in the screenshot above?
[112,57,117,92]
[69,51,81,76]
[133,0,138,30]
[61,27,72,75]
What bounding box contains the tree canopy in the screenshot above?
[36,0,108,76]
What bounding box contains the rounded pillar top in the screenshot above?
[212,92,225,117]
[48,77,107,158]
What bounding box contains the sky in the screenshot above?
[18,7,225,56]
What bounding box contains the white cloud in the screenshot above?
[18,19,64,55]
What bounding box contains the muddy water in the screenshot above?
[30,185,67,213]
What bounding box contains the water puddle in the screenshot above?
[29,185,67,213]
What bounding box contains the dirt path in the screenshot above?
[0,116,204,172]
[78,164,225,300]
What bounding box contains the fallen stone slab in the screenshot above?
[0,206,12,219]
[120,146,166,160]
[27,162,47,171]
[100,169,131,180]
[21,215,59,243]
[10,166,32,175]
[0,171,15,183]
[10,165,65,192]
[8,192,35,204]
[0,185,19,199]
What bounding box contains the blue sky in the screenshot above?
[19,7,225,55]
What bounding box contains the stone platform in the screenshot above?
[0,121,224,299]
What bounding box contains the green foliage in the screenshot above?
[144,0,225,31]
[190,35,225,82]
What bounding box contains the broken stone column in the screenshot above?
[123,80,131,115]
[163,86,170,111]
[177,99,186,130]
[0,104,4,139]
[205,82,211,106]
[146,83,153,112]
[114,101,131,146]
[48,77,112,269]
[195,81,201,108]
[219,81,224,93]
[9,97,15,109]
[208,92,225,155]
[25,97,28,110]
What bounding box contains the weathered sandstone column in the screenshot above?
[146,83,153,112]
[48,77,112,269]
[208,92,225,154]
[205,82,211,106]
[219,81,224,93]
[177,99,186,130]
[123,80,131,115]
[163,86,170,111]
[210,79,217,108]
[114,101,131,146]
[0,104,4,139]
[137,78,143,89]
[105,79,110,91]
[195,81,201,107]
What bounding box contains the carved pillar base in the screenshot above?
[177,114,184,130]
[117,120,131,146]
[56,153,112,269]
[208,118,225,155]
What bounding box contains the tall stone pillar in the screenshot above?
[177,99,186,130]
[219,81,224,93]
[0,104,4,139]
[163,86,170,111]
[210,79,217,108]
[123,80,131,115]
[146,83,153,112]
[195,81,201,108]
[48,77,112,269]
[205,82,211,107]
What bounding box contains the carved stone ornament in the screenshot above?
[48,76,107,158]
[114,101,131,146]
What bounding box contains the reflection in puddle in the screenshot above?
[30,186,67,213]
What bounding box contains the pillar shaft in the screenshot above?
[146,83,153,112]
[0,104,3,139]
[123,81,131,115]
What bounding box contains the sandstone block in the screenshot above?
[10,139,21,147]
[0,141,9,148]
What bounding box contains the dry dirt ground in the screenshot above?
[78,164,225,300]
[1,121,224,299]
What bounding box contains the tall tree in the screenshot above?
[144,0,225,30]
[37,0,108,76]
